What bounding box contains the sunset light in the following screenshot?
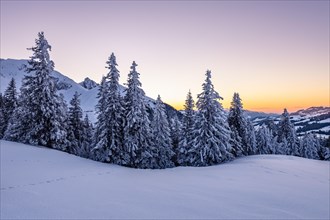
[1,1,329,113]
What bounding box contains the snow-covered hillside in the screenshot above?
[251,107,330,138]
[0,58,179,123]
[1,59,100,122]
[1,140,329,219]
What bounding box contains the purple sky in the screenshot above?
[1,1,329,112]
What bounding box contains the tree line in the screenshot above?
[0,32,329,169]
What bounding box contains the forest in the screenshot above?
[1,32,329,169]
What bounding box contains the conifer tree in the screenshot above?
[152,95,175,168]
[227,93,246,157]
[67,92,84,155]
[177,90,195,166]
[246,119,257,155]
[256,125,276,154]
[93,53,125,164]
[93,76,107,152]
[3,96,27,142]
[1,78,18,137]
[277,108,299,156]
[5,32,67,150]
[276,137,287,155]
[81,114,93,158]
[169,114,182,165]
[189,70,233,166]
[0,94,5,138]
[123,61,157,168]
[301,133,319,159]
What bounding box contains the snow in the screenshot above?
[1,140,329,219]
[319,118,330,123]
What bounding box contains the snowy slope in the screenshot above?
[1,59,99,122]
[0,59,176,123]
[1,140,329,219]
[251,107,330,138]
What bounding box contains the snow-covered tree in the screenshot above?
[4,32,67,150]
[81,114,93,158]
[93,75,107,149]
[1,78,18,137]
[256,125,276,154]
[189,70,233,166]
[227,93,247,157]
[3,95,26,142]
[169,114,182,165]
[246,119,257,155]
[301,133,319,159]
[67,92,84,155]
[177,90,195,166]
[93,53,126,164]
[123,61,157,169]
[277,108,299,156]
[152,95,175,168]
[0,94,5,138]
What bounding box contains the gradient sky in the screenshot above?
[1,1,329,113]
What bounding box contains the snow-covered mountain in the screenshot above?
[244,110,279,119]
[1,59,99,122]
[0,59,180,123]
[290,107,330,138]
[251,107,330,138]
[79,77,99,90]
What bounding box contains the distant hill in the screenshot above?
[250,106,329,138]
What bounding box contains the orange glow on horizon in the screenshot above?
[168,95,329,114]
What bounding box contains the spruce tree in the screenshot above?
[301,133,319,159]
[227,93,246,157]
[93,53,125,164]
[93,75,107,154]
[256,125,276,154]
[169,115,182,165]
[152,95,175,168]
[246,119,257,155]
[3,96,28,142]
[277,108,299,156]
[123,61,157,168]
[177,90,195,166]
[0,94,5,138]
[189,70,233,166]
[276,137,287,155]
[67,92,84,155]
[5,32,67,150]
[81,114,93,158]
[1,78,18,137]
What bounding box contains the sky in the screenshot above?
[1,1,329,113]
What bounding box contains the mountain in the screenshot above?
[292,106,329,117]
[0,58,181,123]
[250,106,330,138]
[1,140,329,219]
[290,107,330,138]
[244,110,279,119]
[1,59,99,122]
[79,77,99,90]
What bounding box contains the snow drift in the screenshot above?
[1,140,329,219]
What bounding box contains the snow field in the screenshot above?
[1,140,329,219]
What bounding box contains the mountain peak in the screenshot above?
[79,77,98,90]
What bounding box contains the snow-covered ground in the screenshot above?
[1,140,329,219]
